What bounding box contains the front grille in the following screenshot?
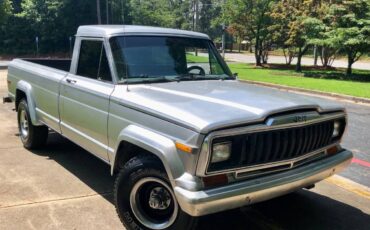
[208,118,345,173]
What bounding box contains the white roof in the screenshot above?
[76,25,210,39]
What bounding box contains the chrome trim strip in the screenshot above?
[60,121,113,153]
[211,112,344,138]
[36,108,59,124]
[196,112,346,177]
[214,142,338,177]
[234,144,332,179]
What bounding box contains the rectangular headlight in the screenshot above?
[211,142,232,163]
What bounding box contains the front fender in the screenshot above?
[111,125,185,185]
[16,80,42,126]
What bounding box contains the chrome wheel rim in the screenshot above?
[19,109,29,139]
[130,177,178,230]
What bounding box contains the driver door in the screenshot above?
[59,38,115,162]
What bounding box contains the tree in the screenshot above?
[224,0,273,66]
[326,0,370,76]
[128,0,191,29]
[227,24,247,52]
[269,0,296,65]
[1,0,98,55]
[197,0,223,38]
[269,0,330,71]
[0,0,12,24]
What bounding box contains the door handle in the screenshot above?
[66,78,77,84]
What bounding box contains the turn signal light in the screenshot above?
[175,142,193,154]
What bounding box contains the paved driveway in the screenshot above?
[0,70,369,229]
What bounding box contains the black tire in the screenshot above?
[114,155,198,230]
[17,99,48,149]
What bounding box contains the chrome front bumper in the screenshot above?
[175,150,353,216]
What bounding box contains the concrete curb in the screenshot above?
[0,62,9,70]
[240,79,370,104]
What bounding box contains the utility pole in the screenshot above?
[195,0,199,32]
[194,0,200,56]
[221,0,226,59]
[97,0,102,24]
[69,36,73,58]
[106,0,109,24]
[121,0,125,24]
[222,24,226,59]
[35,36,39,57]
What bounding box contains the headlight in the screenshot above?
[332,120,341,137]
[211,142,232,163]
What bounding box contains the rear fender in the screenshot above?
[16,80,42,126]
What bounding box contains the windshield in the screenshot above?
[110,36,233,83]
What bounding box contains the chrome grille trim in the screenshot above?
[196,112,346,177]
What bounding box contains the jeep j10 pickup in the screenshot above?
[6,25,353,230]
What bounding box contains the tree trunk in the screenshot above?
[296,46,308,72]
[262,50,268,64]
[283,48,288,64]
[254,39,262,66]
[322,46,329,67]
[347,56,353,76]
[288,51,294,65]
[296,55,302,72]
[313,45,318,66]
[296,47,303,72]
[255,51,262,66]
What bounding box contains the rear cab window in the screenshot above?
[77,40,113,83]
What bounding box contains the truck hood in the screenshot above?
[114,80,344,133]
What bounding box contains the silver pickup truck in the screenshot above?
[7,25,352,230]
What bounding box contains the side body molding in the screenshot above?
[16,80,42,126]
[111,125,185,184]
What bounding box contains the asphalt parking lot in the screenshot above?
[0,69,369,229]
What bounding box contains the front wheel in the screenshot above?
[114,155,197,230]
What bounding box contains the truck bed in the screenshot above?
[22,58,71,72]
[7,58,70,132]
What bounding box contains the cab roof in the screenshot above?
[76,25,210,39]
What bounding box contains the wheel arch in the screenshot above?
[15,81,42,126]
[111,125,185,186]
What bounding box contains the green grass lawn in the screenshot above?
[228,63,370,99]
[186,53,209,63]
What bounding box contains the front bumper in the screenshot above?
[174,149,353,216]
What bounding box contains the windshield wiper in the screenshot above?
[174,74,196,81]
[118,75,178,84]
[174,74,233,82]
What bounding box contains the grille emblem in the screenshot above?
[294,115,307,123]
[266,111,320,126]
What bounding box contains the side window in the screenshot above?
[77,40,112,82]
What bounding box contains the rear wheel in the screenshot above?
[17,99,48,149]
[114,155,197,230]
